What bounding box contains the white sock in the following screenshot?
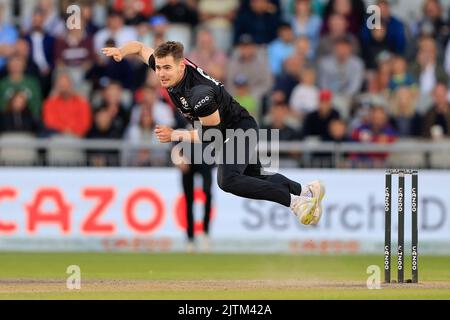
[300,185,312,198]
[290,194,298,208]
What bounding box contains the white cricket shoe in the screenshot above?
[306,180,326,225]
[290,195,317,225]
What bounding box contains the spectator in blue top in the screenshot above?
[361,0,407,56]
[234,0,280,45]
[267,22,295,76]
[290,0,322,54]
[388,55,416,92]
[0,3,18,70]
[24,7,55,98]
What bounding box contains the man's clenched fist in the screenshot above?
[102,47,123,62]
[155,125,174,143]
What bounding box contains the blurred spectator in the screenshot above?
[22,0,65,38]
[361,22,397,71]
[90,0,110,28]
[316,13,359,59]
[0,56,42,117]
[422,83,450,139]
[314,118,350,167]
[391,86,422,137]
[388,55,416,92]
[412,0,449,48]
[0,37,40,79]
[238,0,281,13]
[0,3,18,70]
[289,67,319,120]
[273,53,303,101]
[80,2,100,35]
[366,57,392,96]
[140,15,169,48]
[198,0,239,52]
[302,89,340,140]
[410,36,447,99]
[187,27,228,83]
[42,71,92,137]
[95,81,131,137]
[326,118,349,142]
[348,93,389,132]
[267,22,295,76]
[124,87,173,166]
[273,36,313,100]
[113,0,154,18]
[283,0,323,19]
[351,105,397,162]
[24,7,55,97]
[0,90,39,134]
[88,38,134,90]
[291,34,314,62]
[321,0,366,36]
[158,0,199,27]
[86,107,123,167]
[114,0,150,26]
[93,9,138,56]
[128,85,175,130]
[361,0,407,56]
[261,96,299,141]
[233,0,280,45]
[232,74,258,119]
[54,28,95,94]
[318,35,364,96]
[290,0,322,53]
[124,106,162,166]
[227,34,273,105]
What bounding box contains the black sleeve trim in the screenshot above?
[148,54,155,71]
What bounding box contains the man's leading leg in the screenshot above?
[215,117,325,224]
[182,167,195,252]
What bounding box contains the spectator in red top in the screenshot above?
[113,0,154,18]
[113,0,152,26]
[42,71,92,137]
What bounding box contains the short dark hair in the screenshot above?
[277,21,292,31]
[154,41,184,61]
[334,35,352,46]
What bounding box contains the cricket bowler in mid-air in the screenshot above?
[102,40,325,226]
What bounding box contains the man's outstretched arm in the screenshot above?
[155,110,221,143]
[102,41,154,65]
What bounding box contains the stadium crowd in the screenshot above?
[0,0,450,167]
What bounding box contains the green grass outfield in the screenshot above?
[0,252,449,299]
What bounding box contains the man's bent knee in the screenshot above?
[217,174,239,193]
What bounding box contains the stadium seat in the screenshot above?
[386,152,427,168]
[46,134,86,166]
[429,151,450,169]
[386,138,427,168]
[0,133,39,166]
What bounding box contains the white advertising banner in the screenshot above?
[0,168,449,254]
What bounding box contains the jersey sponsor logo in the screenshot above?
[179,96,189,110]
[194,96,211,110]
